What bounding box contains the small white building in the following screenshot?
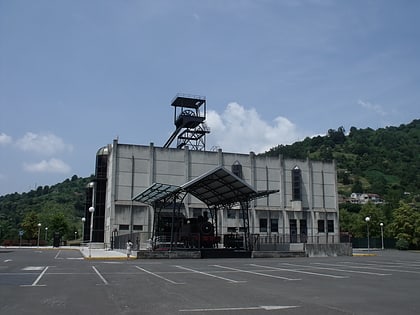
[84,139,340,249]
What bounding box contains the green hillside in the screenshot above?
[0,175,93,243]
[264,119,420,201]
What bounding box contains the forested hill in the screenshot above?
[263,119,420,201]
[0,175,93,241]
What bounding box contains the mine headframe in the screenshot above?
[163,93,210,150]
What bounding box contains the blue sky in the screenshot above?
[0,0,419,196]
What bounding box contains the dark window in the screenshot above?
[259,218,268,233]
[193,208,203,217]
[227,209,236,219]
[318,220,325,233]
[133,225,143,231]
[292,166,301,201]
[232,161,243,179]
[227,227,237,233]
[289,219,297,243]
[119,224,129,230]
[270,219,278,233]
[327,220,334,233]
[239,227,246,232]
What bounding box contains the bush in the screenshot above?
[396,238,410,250]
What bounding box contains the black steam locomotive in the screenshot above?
[155,211,220,249]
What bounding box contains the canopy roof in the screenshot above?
[132,166,278,208]
[181,166,257,207]
[132,183,181,205]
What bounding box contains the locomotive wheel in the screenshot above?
[200,222,213,235]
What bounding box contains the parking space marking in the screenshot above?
[92,266,109,285]
[251,264,347,279]
[135,266,185,284]
[315,262,420,275]
[214,265,301,281]
[175,265,246,283]
[286,263,391,276]
[21,266,49,287]
[179,305,299,312]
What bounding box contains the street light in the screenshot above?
[380,222,384,250]
[45,227,48,244]
[365,216,370,252]
[89,206,95,258]
[74,231,78,240]
[81,217,86,243]
[37,223,42,247]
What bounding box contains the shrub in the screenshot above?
[396,238,410,250]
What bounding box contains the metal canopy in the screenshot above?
[132,183,181,205]
[181,166,258,207]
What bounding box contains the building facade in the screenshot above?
[85,139,340,249]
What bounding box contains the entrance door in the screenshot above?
[289,219,297,243]
[300,219,307,243]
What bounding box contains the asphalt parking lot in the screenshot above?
[1,248,419,315]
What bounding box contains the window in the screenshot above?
[260,218,268,233]
[232,161,243,179]
[327,220,334,233]
[192,208,203,217]
[318,220,325,233]
[133,225,143,231]
[227,227,237,233]
[292,166,301,201]
[270,219,278,233]
[119,224,129,231]
[227,209,236,219]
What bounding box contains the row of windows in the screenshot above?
[258,219,334,233]
[119,225,143,231]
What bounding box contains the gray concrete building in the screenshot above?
[85,139,340,250]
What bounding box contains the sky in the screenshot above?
[0,0,419,196]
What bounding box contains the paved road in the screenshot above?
[1,248,419,315]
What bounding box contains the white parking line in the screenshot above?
[251,264,348,279]
[92,266,109,285]
[179,305,299,312]
[175,265,246,283]
[285,263,391,276]
[135,266,185,284]
[21,266,49,287]
[314,262,420,275]
[214,265,301,281]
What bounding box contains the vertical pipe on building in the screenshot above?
[184,146,190,217]
[250,151,256,234]
[148,143,155,238]
[279,154,286,241]
[322,168,328,244]
[307,158,315,242]
[130,155,135,237]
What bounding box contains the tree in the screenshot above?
[390,202,420,249]
[21,211,40,239]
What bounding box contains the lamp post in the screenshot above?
[45,227,48,244]
[74,231,78,240]
[365,216,370,252]
[89,206,95,258]
[37,223,42,247]
[380,222,384,250]
[81,217,86,243]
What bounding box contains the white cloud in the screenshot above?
[16,132,73,155]
[0,132,12,145]
[206,102,301,153]
[358,100,387,116]
[23,158,71,174]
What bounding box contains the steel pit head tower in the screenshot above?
[163,94,210,151]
